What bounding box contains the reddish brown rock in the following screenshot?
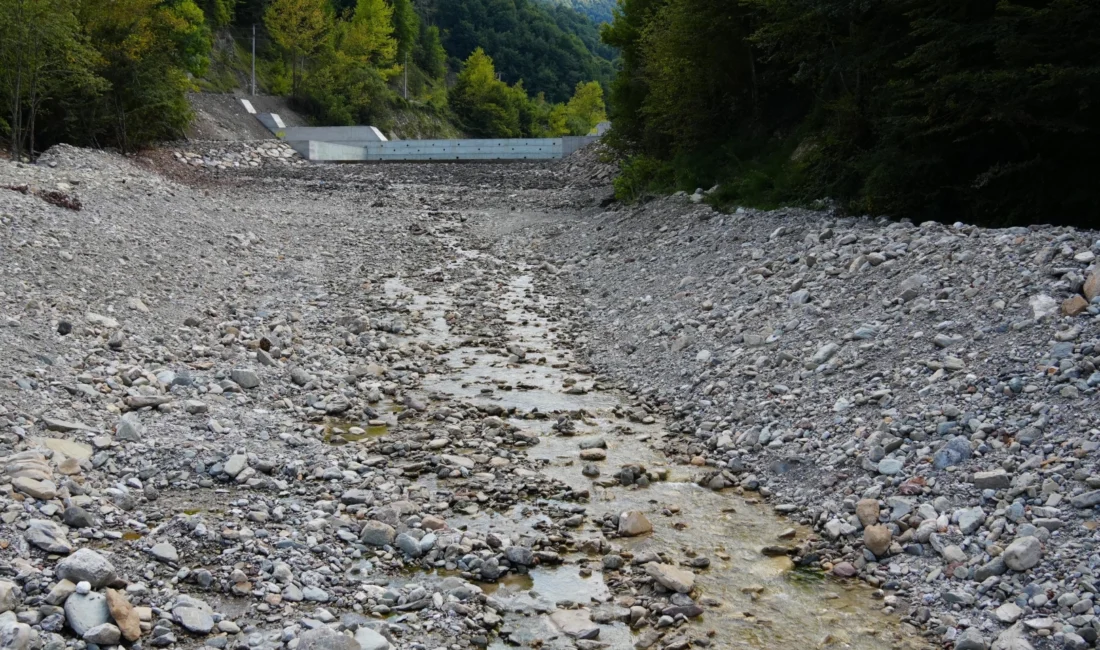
[106,588,140,642]
[1063,295,1089,316]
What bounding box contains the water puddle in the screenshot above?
[322,418,388,445]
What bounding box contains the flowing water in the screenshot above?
[382,264,928,649]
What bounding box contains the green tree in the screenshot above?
[563,80,605,134]
[265,0,333,94]
[342,0,396,66]
[198,0,235,26]
[0,0,101,159]
[391,0,419,64]
[450,47,527,137]
[415,24,446,79]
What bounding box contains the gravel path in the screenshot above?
[0,144,1097,650]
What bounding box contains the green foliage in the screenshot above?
[343,0,396,66]
[415,24,446,79]
[429,0,614,102]
[605,0,1100,226]
[450,48,525,136]
[450,48,607,138]
[0,0,215,155]
[392,0,419,62]
[541,0,616,24]
[613,154,674,203]
[0,0,103,159]
[197,0,235,26]
[563,80,605,135]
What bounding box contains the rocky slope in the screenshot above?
[516,189,1100,650]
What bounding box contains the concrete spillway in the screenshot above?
[287,136,599,162]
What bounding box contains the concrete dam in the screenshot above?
[246,98,601,162]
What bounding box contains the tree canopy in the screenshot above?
[603,0,1100,226]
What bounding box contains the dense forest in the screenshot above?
[604,0,1100,226]
[0,0,609,156]
[541,0,616,24]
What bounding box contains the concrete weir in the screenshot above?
[251,107,602,161]
[286,136,599,162]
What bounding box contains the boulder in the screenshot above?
[863,525,892,556]
[57,549,117,588]
[1003,536,1042,571]
[298,626,359,650]
[618,510,652,537]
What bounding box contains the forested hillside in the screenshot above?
[1,0,610,156]
[604,0,1100,227]
[429,0,614,103]
[541,0,616,24]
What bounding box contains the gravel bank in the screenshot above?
[2,143,1096,650]
[516,181,1100,650]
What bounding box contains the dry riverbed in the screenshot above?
[1,144,1096,650]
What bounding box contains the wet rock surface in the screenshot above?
[2,142,1093,650]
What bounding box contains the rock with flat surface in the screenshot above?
[83,623,121,645]
[64,591,110,636]
[360,521,395,546]
[11,477,56,500]
[644,563,695,593]
[149,542,178,564]
[353,627,392,650]
[230,368,261,389]
[173,605,214,634]
[549,609,599,640]
[24,519,72,553]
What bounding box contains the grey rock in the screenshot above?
[223,454,248,478]
[972,470,1010,490]
[1070,490,1100,509]
[957,507,985,535]
[64,591,110,636]
[298,626,359,650]
[360,521,395,547]
[115,413,143,442]
[0,622,34,650]
[503,546,534,566]
[174,606,214,634]
[56,549,117,588]
[354,627,392,650]
[62,506,95,529]
[878,458,903,475]
[1003,536,1042,571]
[83,623,121,645]
[149,542,178,563]
[24,519,72,554]
[230,368,261,389]
[955,628,988,650]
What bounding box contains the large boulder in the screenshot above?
[56,549,117,588]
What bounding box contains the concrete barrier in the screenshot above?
[290,136,599,162]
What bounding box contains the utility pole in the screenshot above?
[251,24,256,96]
[403,51,408,100]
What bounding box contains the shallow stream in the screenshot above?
[386,267,927,649]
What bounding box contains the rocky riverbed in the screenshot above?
[0,143,1097,650]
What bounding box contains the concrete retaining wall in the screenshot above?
[290,136,599,162]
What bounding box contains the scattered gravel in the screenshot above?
[5,141,1096,650]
